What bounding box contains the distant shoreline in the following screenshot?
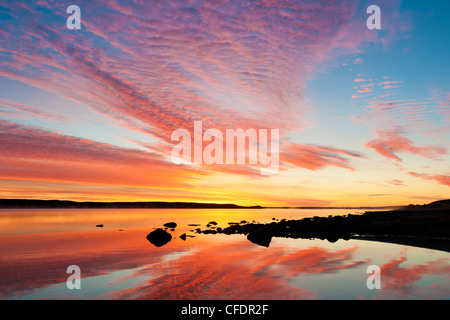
[0,199,263,209]
[0,198,403,210]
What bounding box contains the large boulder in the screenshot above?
[247,227,272,248]
[146,228,172,247]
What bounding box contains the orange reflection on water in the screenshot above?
[111,242,370,300]
[1,209,449,300]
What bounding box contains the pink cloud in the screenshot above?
[0,0,413,189]
[1,0,403,141]
[407,172,450,188]
[353,94,449,138]
[282,144,365,171]
[378,81,403,86]
[386,179,405,186]
[113,243,367,299]
[365,130,447,162]
[368,255,450,299]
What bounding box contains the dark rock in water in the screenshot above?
[247,227,272,248]
[163,222,177,228]
[326,235,339,243]
[208,221,218,225]
[146,228,172,247]
[96,224,103,228]
[180,233,187,241]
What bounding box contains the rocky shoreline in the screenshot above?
[193,200,450,252]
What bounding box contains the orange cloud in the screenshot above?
[0,120,199,189]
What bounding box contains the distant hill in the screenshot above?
[404,199,450,210]
[0,199,262,209]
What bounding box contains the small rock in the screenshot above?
[163,222,177,228]
[96,224,103,228]
[180,233,187,241]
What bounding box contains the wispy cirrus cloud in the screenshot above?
[282,144,365,171]
[365,130,447,162]
[350,73,449,189]
[407,172,450,188]
[0,99,70,123]
[386,179,405,186]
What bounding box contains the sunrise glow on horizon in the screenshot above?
[0,0,449,207]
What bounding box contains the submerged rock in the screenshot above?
[247,227,272,248]
[146,228,172,247]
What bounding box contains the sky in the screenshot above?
[0,0,449,207]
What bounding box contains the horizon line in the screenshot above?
[0,198,436,209]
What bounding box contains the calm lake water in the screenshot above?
[0,208,448,300]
